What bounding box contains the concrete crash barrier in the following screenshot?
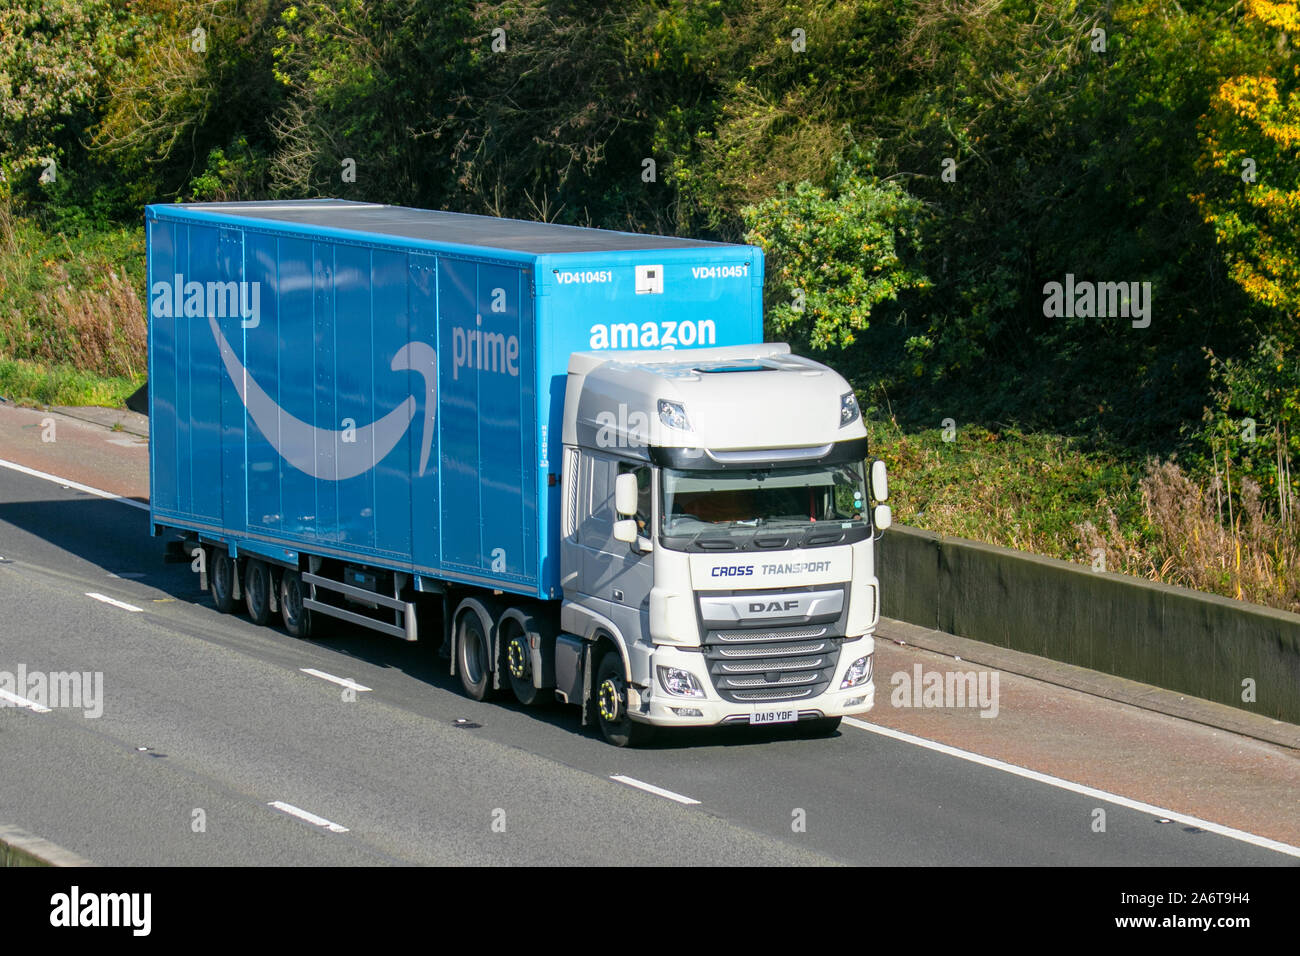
[876,524,1300,724]
[0,824,93,867]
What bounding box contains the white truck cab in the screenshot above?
[556,343,891,745]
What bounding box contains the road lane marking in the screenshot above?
[86,592,144,613]
[0,689,53,713]
[0,458,148,511]
[610,775,701,805]
[843,716,1300,859]
[300,668,372,693]
[267,801,349,833]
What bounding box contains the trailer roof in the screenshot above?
[163,199,731,254]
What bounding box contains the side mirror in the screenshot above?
[870,459,889,502]
[614,520,652,553]
[615,472,639,516]
[873,504,892,531]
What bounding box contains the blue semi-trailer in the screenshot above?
[147,199,891,745]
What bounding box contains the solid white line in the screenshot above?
[0,458,148,511]
[610,775,701,806]
[299,668,372,693]
[0,689,53,713]
[843,717,1300,859]
[85,592,143,612]
[267,801,349,833]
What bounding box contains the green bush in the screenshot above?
[743,146,929,351]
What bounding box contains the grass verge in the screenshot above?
[865,417,1299,614]
[0,358,143,408]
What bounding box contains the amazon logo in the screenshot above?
[209,317,438,482]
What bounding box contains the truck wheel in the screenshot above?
[503,619,546,706]
[210,549,237,614]
[800,716,842,738]
[456,605,501,701]
[244,559,271,625]
[279,569,313,638]
[594,652,654,748]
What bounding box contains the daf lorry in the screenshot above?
[146,199,891,746]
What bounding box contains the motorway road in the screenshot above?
[0,422,1296,864]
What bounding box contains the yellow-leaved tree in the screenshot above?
[1194,0,1300,529]
[1197,0,1300,320]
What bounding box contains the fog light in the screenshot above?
[843,695,867,708]
[671,707,703,717]
[840,654,873,689]
[657,666,705,698]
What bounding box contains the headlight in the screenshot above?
[657,666,705,698]
[840,654,873,689]
[658,400,692,431]
[840,391,860,427]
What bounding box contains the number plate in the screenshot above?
[750,708,798,725]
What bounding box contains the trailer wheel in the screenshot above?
[594,651,654,748]
[502,617,546,706]
[244,559,271,625]
[279,569,313,638]
[456,605,500,701]
[210,549,237,614]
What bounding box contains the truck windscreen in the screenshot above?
[660,463,867,542]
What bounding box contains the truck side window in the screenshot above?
[584,454,612,533]
[617,461,652,535]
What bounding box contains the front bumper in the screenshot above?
[633,635,875,727]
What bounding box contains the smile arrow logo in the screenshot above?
[209,316,437,481]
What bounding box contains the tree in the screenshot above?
[0,1,130,198]
[1196,1,1300,328]
[743,148,929,351]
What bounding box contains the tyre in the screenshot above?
[503,618,547,706]
[799,716,842,738]
[210,548,237,614]
[456,603,501,701]
[244,559,271,625]
[279,569,313,638]
[594,651,654,748]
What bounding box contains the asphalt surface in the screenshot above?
[0,461,1295,866]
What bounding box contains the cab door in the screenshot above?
[566,451,654,628]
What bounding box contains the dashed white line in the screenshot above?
[0,689,52,713]
[610,775,701,805]
[0,458,148,511]
[267,801,349,833]
[299,668,372,693]
[843,717,1300,859]
[85,592,143,612]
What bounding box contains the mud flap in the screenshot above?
[491,622,504,693]
[579,643,593,727]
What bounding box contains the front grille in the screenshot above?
[714,640,830,659]
[717,656,826,674]
[729,687,815,702]
[702,628,842,703]
[712,626,827,643]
